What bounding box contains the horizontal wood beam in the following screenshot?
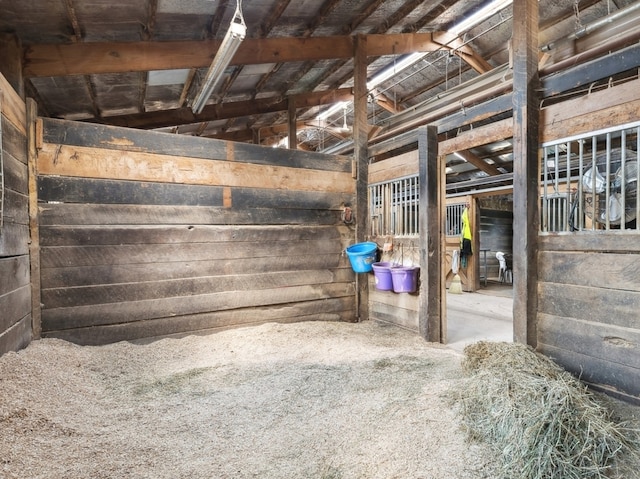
[24,32,440,78]
[453,150,503,176]
[100,87,354,129]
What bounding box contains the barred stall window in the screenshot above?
[369,175,419,237]
[446,203,466,237]
[540,121,640,233]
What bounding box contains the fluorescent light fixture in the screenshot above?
[191,1,246,114]
[317,52,427,123]
[454,152,468,162]
[318,101,349,121]
[367,52,427,90]
[448,0,512,36]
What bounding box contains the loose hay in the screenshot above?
[455,341,640,479]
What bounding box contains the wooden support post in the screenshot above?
[353,34,369,321]
[418,126,442,342]
[512,0,539,347]
[27,99,42,339]
[287,97,297,150]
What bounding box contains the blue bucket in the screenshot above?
[345,242,378,273]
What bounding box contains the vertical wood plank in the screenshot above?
[27,98,41,339]
[512,0,539,347]
[0,34,24,99]
[418,126,441,342]
[353,34,369,321]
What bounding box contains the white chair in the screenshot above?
[496,251,512,284]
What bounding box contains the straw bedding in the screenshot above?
[455,341,640,479]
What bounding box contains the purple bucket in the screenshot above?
[391,266,419,293]
[372,262,394,291]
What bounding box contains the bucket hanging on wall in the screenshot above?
[372,262,394,290]
[345,242,378,273]
[391,266,419,293]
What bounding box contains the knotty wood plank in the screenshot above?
[43,298,355,346]
[368,150,418,184]
[538,313,640,370]
[231,188,354,210]
[0,74,26,134]
[41,258,352,288]
[439,118,512,156]
[40,238,346,268]
[368,275,420,311]
[2,116,27,163]
[539,233,640,253]
[42,268,355,309]
[537,282,640,330]
[40,224,348,246]
[38,176,225,206]
[39,204,341,226]
[542,98,640,145]
[2,189,28,225]
[3,150,29,195]
[0,285,30,332]
[37,142,355,193]
[0,256,30,294]
[0,224,29,257]
[541,79,640,142]
[42,282,356,331]
[0,314,31,355]
[538,342,640,401]
[539,250,640,292]
[370,301,419,332]
[41,118,351,172]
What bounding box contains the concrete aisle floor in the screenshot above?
[445,281,514,353]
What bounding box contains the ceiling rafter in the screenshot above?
[100,87,354,129]
[454,150,503,176]
[62,0,103,118]
[23,32,442,78]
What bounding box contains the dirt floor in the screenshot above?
[0,320,638,479]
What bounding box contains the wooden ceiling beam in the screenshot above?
[453,150,503,176]
[24,32,442,77]
[100,87,354,129]
[432,32,493,74]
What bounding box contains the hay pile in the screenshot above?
[455,341,640,479]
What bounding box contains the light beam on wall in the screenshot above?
[190,0,246,114]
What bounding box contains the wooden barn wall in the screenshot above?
[0,74,32,354]
[36,118,356,345]
[536,80,640,403]
[537,235,640,402]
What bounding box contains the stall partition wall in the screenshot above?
[0,75,32,354]
[36,118,356,345]
[536,80,640,403]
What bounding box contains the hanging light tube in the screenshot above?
[191,0,246,114]
[448,0,512,36]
